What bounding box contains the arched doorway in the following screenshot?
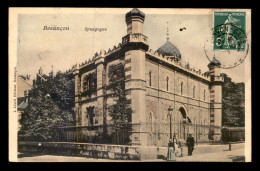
[176,107,191,141]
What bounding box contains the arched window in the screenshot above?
[193,86,196,98]
[149,71,152,87]
[149,112,153,132]
[203,90,206,101]
[203,118,206,133]
[194,117,196,132]
[181,82,183,95]
[166,76,169,91]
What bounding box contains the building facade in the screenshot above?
[71,8,224,147]
[17,75,33,130]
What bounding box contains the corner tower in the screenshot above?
[122,8,149,146]
[208,57,224,141]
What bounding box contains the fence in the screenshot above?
[221,127,245,142]
[55,123,221,146]
[55,125,132,145]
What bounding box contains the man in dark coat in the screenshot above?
[186,134,195,156]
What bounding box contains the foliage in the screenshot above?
[107,63,133,129]
[18,71,75,141]
[222,73,245,127]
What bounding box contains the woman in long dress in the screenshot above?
[167,139,176,161]
[174,140,182,157]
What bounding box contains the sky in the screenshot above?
[16,8,251,83]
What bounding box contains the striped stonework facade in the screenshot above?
[69,8,223,146]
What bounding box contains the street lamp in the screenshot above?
[167,106,174,140]
[167,106,176,161]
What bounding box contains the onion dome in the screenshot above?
[157,41,181,58]
[125,8,145,22]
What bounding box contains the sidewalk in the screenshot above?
[17,142,245,162]
[17,149,244,162]
[17,148,244,162]
[176,148,244,162]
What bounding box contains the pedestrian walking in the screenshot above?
[186,134,195,156]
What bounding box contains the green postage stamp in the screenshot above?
[213,11,246,51]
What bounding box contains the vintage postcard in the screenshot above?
[9,8,251,162]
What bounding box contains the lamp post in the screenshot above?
[168,106,173,140]
[167,106,176,161]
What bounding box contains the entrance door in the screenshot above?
[177,107,188,142]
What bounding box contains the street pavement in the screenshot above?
[17,148,244,162]
[176,148,244,162]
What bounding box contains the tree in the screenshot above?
[222,73,245,127]
[18,71,75,142]
[108,79,132,129]
[107,63,133,128]
[107,63,133,144]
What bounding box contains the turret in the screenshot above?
[122,8,148,47]
[208,57,224,141]
[125,8,145,34]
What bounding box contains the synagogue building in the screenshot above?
[64,8,224,147]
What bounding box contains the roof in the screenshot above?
[208,57,221,66]
[125,8,145,20]
[157,41,181,58]
[18,76,33,88]
[18,101,28,110]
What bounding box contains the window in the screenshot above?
[149,71,152,86]
[181,82,183,95]
[83,73,97,92]
[91,74,97,91]
[210,76,214,81]
[83,75,90,91]
[193,117,196,132]
[203,90,206,101]
[193,86,196,98]
[24,90,28,97]
[149,112,153,132]
[203,119,206,133]
[166,76,169,91]
[86,106,95,125]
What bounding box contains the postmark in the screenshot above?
[204,11,249,69]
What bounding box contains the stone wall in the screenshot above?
[144,59,212,145]
[19,142,141,160]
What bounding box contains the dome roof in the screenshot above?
[125,8,145,20]
[157,41,181,58]
[208,57,221,66]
